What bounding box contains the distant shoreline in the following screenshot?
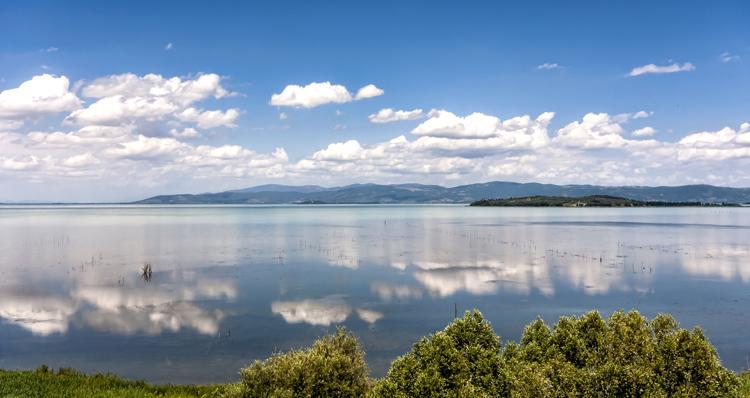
[470,195,742,207]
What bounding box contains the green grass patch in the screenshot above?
[740,371,750,397]
[0,366,234,398]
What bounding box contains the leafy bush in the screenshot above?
[374,310,740,397]
[374,310,509,397]
[236,327,370,398]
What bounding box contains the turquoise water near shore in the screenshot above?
[1,205,748,383]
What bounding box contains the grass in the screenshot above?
[3,369,749,397]
[0,366,235,398]
[742,371,750,397]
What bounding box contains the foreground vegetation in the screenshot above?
[0,366,232,398]
[2,310,749,397]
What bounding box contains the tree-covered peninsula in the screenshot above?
[470,195,740,207]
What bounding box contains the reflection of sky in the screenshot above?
[0,292,76,335]
[0,274,236,336]
[75,278,235,335]
[0,205,749,382]
[271,297,351,326]
[270,296,384,326]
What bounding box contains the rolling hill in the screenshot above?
[133,182,750,205]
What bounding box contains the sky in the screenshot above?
[0,0,749,202]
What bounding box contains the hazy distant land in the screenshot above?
[132,181,750,205]
[470,195,741,207]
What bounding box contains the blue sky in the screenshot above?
[1,1,749,201]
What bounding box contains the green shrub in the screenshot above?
[373,310,510,397]
[236,327,370,398]
[376,310,740,397]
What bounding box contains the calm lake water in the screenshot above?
[1,205,749,383]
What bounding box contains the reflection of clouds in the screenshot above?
[0,276,236,337]
[271,297,351,326]
[410,260,555,297]
[297,228,362,269]
[74,279,235,335]
[682,245,750,282]
[370,282,423,301]
[291,220,749,299]
[74,279,236,311]
[414,268,499,297]
[562,261,633,295]
[81,302,224,335]
[356,308,383,324]
[271,296,385,326]
[0,292,77,336]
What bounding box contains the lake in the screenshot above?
[0,205,748,383]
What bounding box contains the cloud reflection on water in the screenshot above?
[271,296,385,326]
[681,245,750,282]
[0,275,236,336]
[0,292,77,335]
[370,282,423,302]
[271,297,351,326]
[74,279,235,335]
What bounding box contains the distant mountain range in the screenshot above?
[133,182,750,205]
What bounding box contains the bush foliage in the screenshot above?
[236,327,370,398]
[373,310,739,397]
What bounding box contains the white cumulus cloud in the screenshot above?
[0,74,81,120]
[354,84,384,100]
[170,127,200,138]
[270,81,382,108]
[629,62,695,77]
[270,82,352,108]
[177,107,240,129]
[66,73,233,127]
[369,108,424,123]
[632,126,657,137]
[412,110,554,148]
[103,135,187,160]
[81,73,229,103]
[677,123,750,161]
[553,112,660,149]
[312,140,365,161]
[412,110,503,139]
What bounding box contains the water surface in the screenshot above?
[1,205,748,383]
